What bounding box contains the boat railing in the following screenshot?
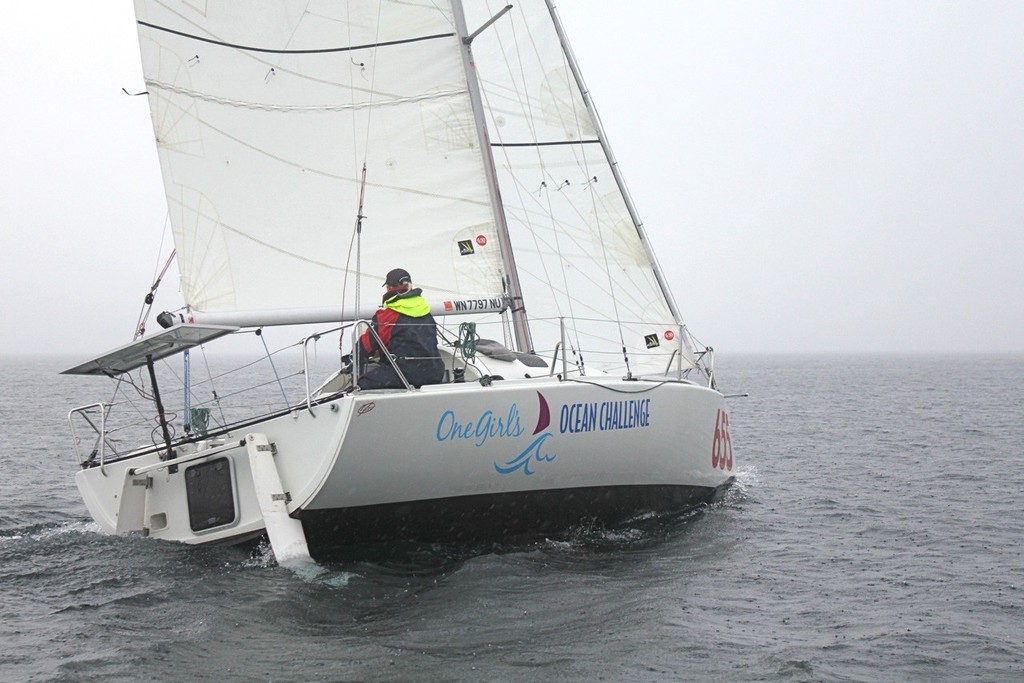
[300,320,418,413]
[301,332,319,414]
[522,316,718,386]
[69,319,443,466]
[694,347,716,389]
[68,315,721,469]
[547,317,572,378]
[352,319,415,389]
[68,402,112,474]
[66,337,320,468]
[657,322,715,385]
[299,322,351,415]
[682,325,717,389]
[350,319,415,393]
[559,316,569,378]
[510,316,705,383]
[549,341,565,378]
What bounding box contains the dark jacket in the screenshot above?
[358,290,444,388]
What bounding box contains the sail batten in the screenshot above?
[139,20,455,55]
[145,80,469,113]
[491,139,601,148]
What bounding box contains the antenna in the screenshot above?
[343,163,369,367]
[355,162,367,317]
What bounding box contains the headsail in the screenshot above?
[465,0,695,373]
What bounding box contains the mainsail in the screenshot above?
[133,0,695,374]
[134,0,506,321]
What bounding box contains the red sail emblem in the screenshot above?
[711,409,733,471]
[533,392,551,434]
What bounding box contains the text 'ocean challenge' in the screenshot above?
[559,399,651,434]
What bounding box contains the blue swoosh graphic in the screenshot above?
[494,432,556,476]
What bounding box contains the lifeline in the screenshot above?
[558,398,651,434]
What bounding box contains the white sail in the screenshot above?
[133,0,507,319]
[465,0,695,374]
[133,0,694,374]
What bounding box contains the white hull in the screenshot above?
[76,375,734,554]
[70,2,739,563]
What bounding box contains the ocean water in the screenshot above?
[1,353,1022,681]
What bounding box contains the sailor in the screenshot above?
[356,268,445,390]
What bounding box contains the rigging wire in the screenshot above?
[483,0,663,377]
[183,348,191,433]
[198,343,229,428]
[474,7,582,359]
[545,5,632,378]
[354,163,367,354]
[256,328,290,407]
[567,377,670,394]
[134,215,175,340]
[547,0,692,377]
[91,221,178,463]
[338,1,384,365]
[479,2,619,371]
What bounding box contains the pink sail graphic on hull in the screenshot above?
[533,392,551,434]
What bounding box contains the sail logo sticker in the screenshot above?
[458,240,475,255]
[645,334,661,348]
[711,409,733,471]
[494,392,556,475]
[476,235,488,247]
[664,330,675,341]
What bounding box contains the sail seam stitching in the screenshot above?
[145,80,467,112]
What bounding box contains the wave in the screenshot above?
[0,519,103,546]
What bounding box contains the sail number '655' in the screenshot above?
[711,409,733,471]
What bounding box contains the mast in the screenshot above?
[449,0,535,353]
[543,0,685,325]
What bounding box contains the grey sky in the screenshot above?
[2,1,1021,357]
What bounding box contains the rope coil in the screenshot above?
[456,322,479,360]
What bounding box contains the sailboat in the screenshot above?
[64,0,735,564]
